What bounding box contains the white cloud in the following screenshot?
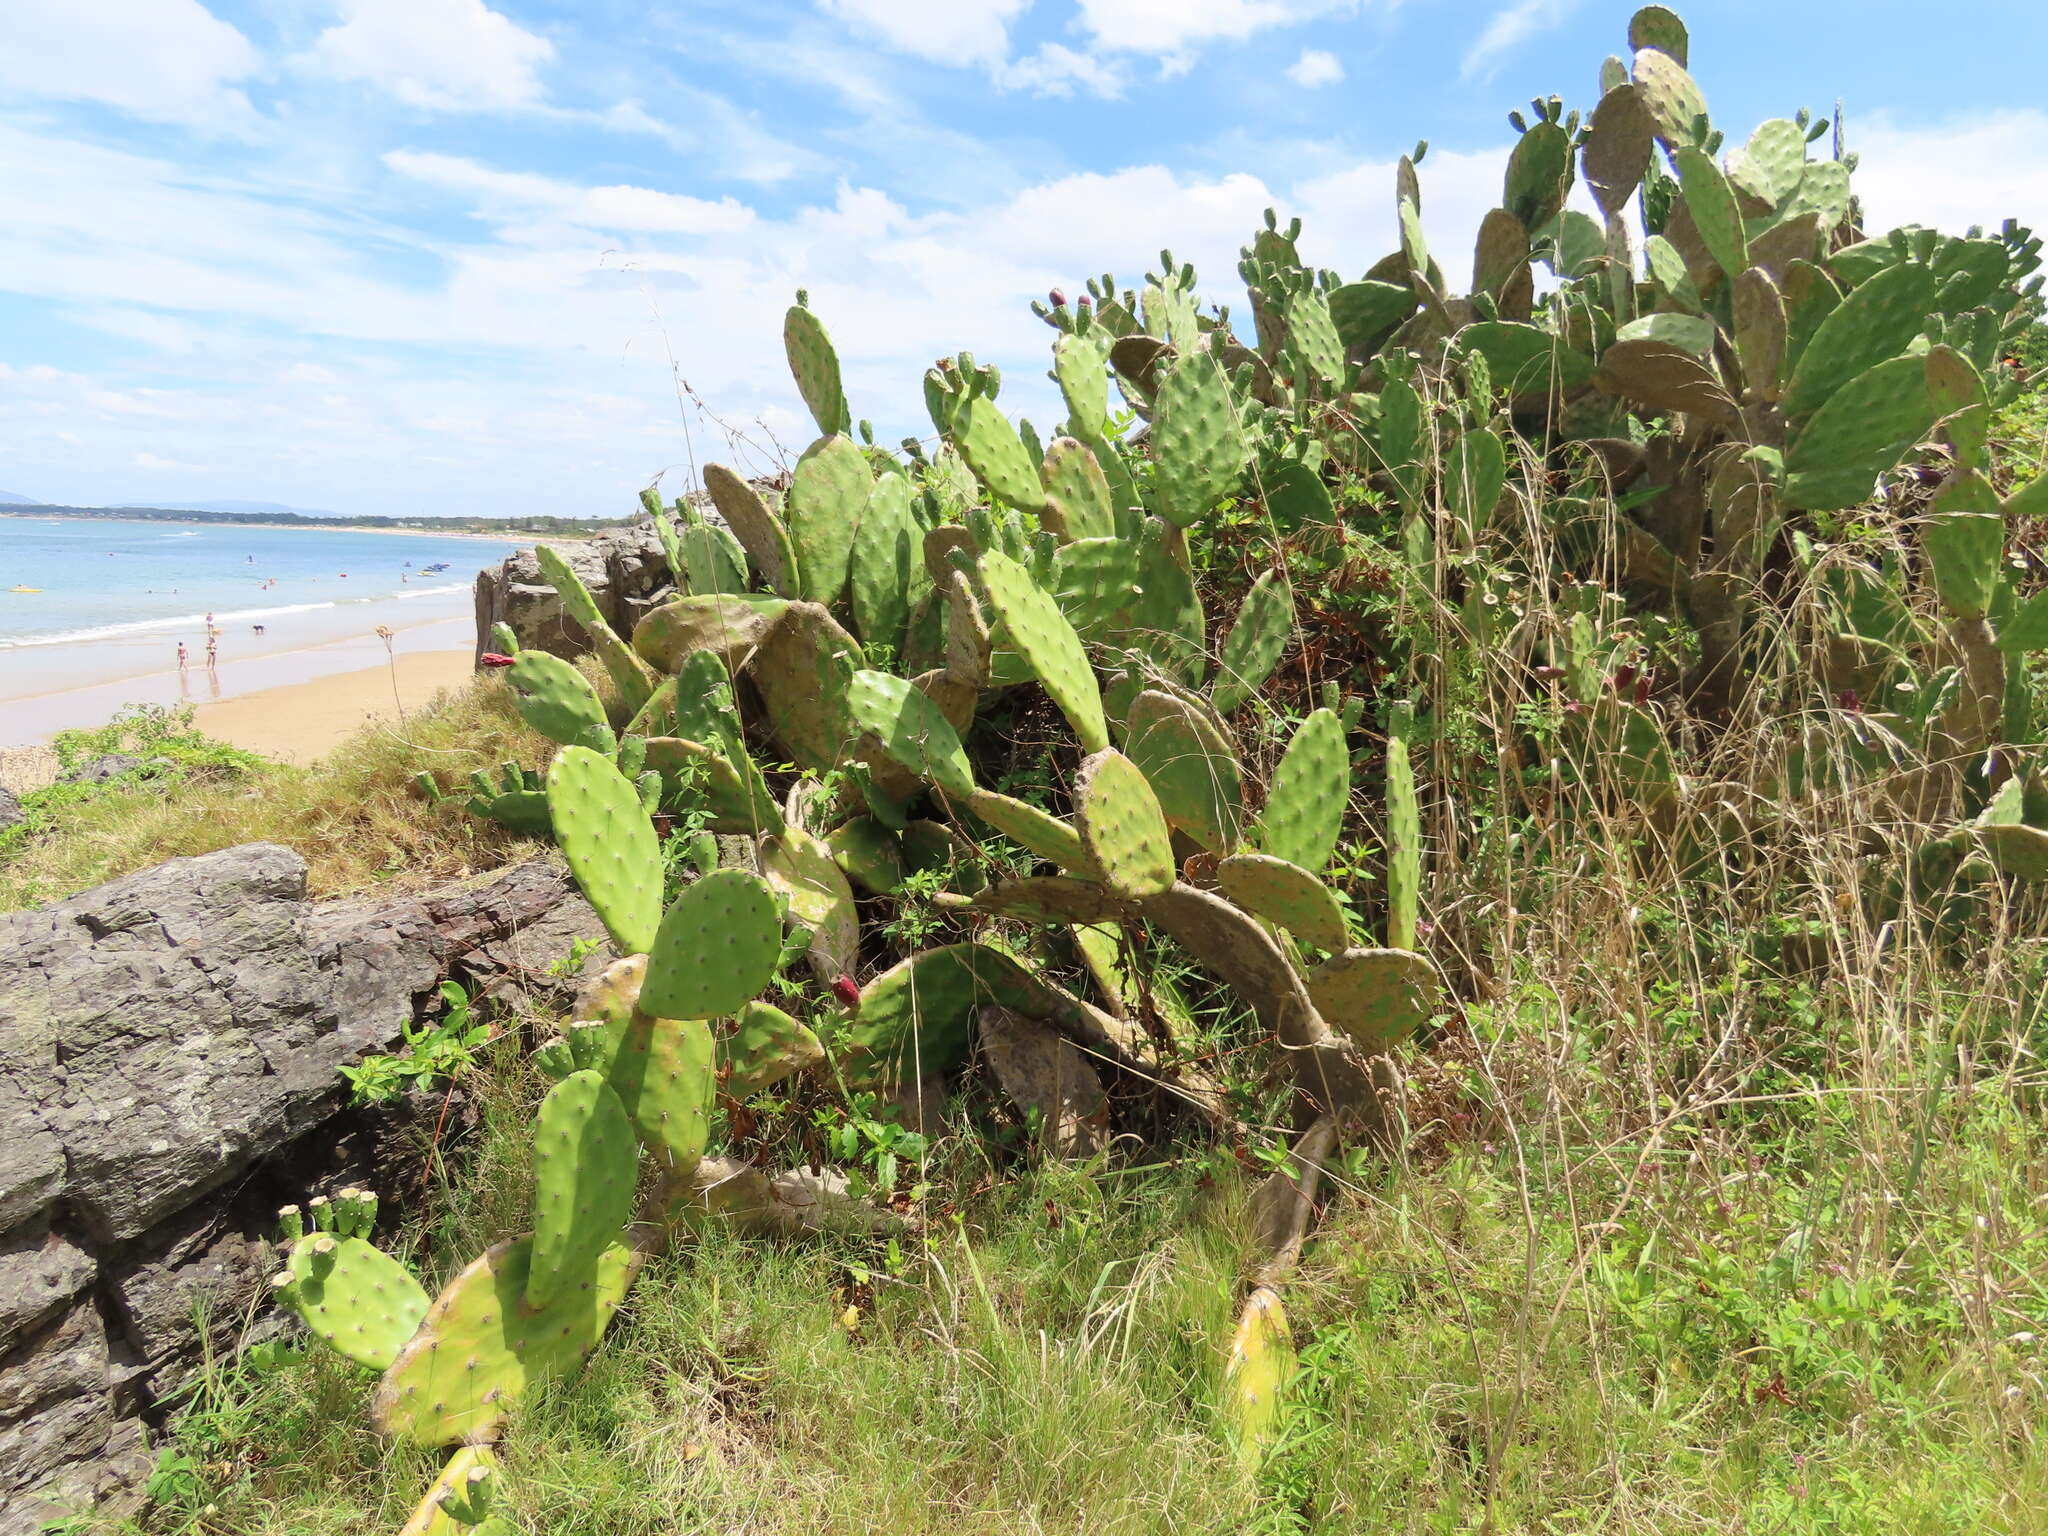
[1074,0,1357,56]
[1851,111,2048,244]
[995,44,1128,98]
[307,0,554,111]
[0,0,258,131]
[384,151,758,235]
[1463,0,1575,82]
[818,0,1033,67]
[1286,48,1344,88]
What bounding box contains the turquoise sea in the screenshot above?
[0,516,524,649]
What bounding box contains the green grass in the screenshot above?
[0,679,557,910]
[99,973,2048,1536]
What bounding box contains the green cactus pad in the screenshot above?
[978,550,1110,754]
[965,788,1090,873]
[396,1444,498,1536]
[371,1236,636,1447]
[533,545,655,714]
[640,736,782,834]
[1627,4,1687,63]
[1076,749,1176,899]
[1151,351,1250,528]
[1672,146,1746,281]
[1254,709,1349,875]
[1327,280,1416,352]
[1455,322,1599,400]
[1503,121,1571,232]
[851,470,921,653]
[1041,436,1118,543]
[1127,518,1207,684]
[759,826,860,983]
[544,746,661,956]
[949,393,1047,513]
[1924,478,2003,623]
[1223,1286,1294,1469]
[526,1070,638,1310]
[1784,355,1937,499]
[608,1011,714,1170]
[1581,82,1655,221]
[785,435,870,607]
[847,669,977,800]
[840,943,1047,1088]
[1123,689,1243,853]
[1307,948,1436,1054]
[1211,570,1295,716]
[826,816,906,895]
[703,465,801,600]
[642,868,783,1019]
[632,592,788,674]
[784,296,851,438]
[1630,44,1707,150]
[1385,719,1422,953]
[720,1001,825,1096]
[1782,261,1938,418]
[970,876,1130,926]
[1052,536,1141,641]
[1446,427,1507,544]
[506,650,612,750]
[746,602,864,773]
[279,1232,429,1372]
[1732,268,1787,400]
[1215,854,1349,952]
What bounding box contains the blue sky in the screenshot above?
[2,0,2044,519]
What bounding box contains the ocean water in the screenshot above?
[0,516,524,648]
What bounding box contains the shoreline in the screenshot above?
[0,510,597,542]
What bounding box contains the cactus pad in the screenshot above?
[1782,261,1938,418]
[506,651,611,750]
[533,545,655,713]
[1076,749,1176,899]
[1306,948,1436,1053]
[1630,44,1706,151]
[847,669,977,800]
[970,876,1131,926]
[840,943,1046,1088]
[545,746,661,956]
[758,826,860,983]
[1040,436,1117,543]
[1216,854,1349,952]
[826,815,906,895]
[1128,518,1207,684]
[1124,689,1244,852]
[1211,569,1296,715]
[1254,709,1349,874]
[978,551,1110,754]
[851,471,921,652]
[720,1001,825,1096]
[786,435,870,607]
[278,1230,429,1372]
[396,1444,498,1536]
[704,465,801,599]
[965,788,1090,873]
[371,1236,636,1447]
[1222,1286,1293,1468]
[608,1011,715,1170]
[784,296,851,438]
[1385,715,1421,952]
[632,592,788,674]
[1151,351,1249,528]
[746,602,864,773]
[950,392,1048,513]
[642,868,783,1020]
[526,1070,638,1309]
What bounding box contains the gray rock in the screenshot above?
[0,787,21,832]
[57,754,169,786]
[0,845,610,1531]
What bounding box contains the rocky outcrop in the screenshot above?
[472,479,787,662]
[0,845,613,1534]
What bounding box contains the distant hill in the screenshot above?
[114,498,342,518]
[0,501,630,537]
[0,490,35,505]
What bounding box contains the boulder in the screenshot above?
[0,845,613,1533]
[0,788,21,832]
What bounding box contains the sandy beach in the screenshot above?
[192,649,478,763]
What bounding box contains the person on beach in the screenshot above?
[206,634,218,670]
[177,642,188,670]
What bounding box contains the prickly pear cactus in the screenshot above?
[1076,749,1176,900]
[1307,948,1436,1054]
[371,1236,637,1447]
[721,1001,825,1096]
[546,746,661,955]
[396,1445,498,1536]
[642,868,784,1020]
[1222,1286,1294,1469]
[1123,689,1244,853]
[1216,853,1349,952]
[977,551,1110,754]
[1254,708,1349,875]
[784,291,852,438]
[506,650,612,751]
[1211,569,1295,716]
[271,1192,429,1372]
[526,1069,638,1309]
